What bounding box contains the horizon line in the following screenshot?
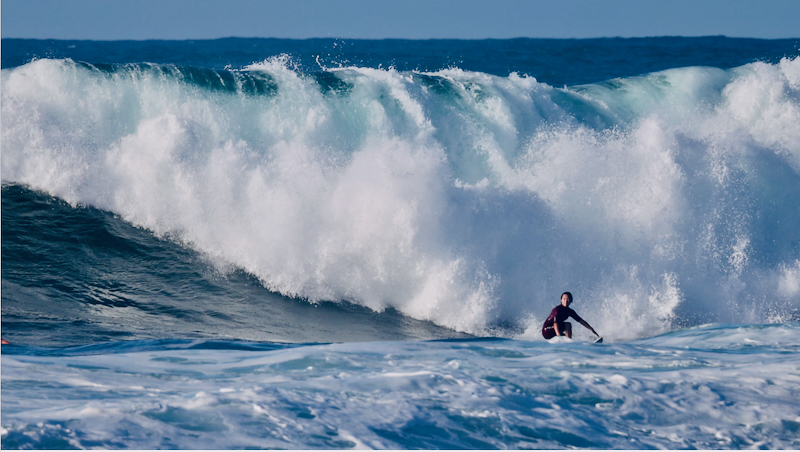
[4,35,800,42]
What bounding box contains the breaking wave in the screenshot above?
[3,56,800,339]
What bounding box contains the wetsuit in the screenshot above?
[541,305,584,339]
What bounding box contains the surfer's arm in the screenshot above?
[571,312,599,337]
[577,318,599,336]
[553,322,561,336]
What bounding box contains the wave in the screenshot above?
[3,57,800,340]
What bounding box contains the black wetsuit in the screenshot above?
[541,305,584,339]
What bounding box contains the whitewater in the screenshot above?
[2,37,800,449]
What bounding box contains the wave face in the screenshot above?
[3,56,800,340]
[1,184,466,346]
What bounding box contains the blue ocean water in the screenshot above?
[2,37,800,449]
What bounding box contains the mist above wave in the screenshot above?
[2,56,799,339]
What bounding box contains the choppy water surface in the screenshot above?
[3,324,800,449]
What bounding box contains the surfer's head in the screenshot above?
[561,292,573,306]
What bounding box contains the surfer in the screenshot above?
[542,292,601,341]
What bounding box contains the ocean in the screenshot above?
[2,37,800,449]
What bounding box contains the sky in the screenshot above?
[2,0,799,40]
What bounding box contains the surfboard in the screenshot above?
[593,337,603,344]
